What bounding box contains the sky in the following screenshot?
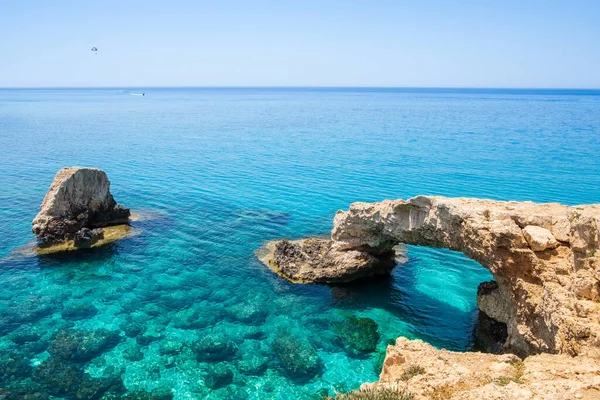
[1,0,599,88]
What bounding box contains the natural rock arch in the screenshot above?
[260,196,600,357]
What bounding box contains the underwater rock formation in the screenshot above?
[48,328,122,362]
[191,334,238,362]
[272,334,323,380]
[32,167,130,246]
[333,316,380,355]
[260,196,600,358]
[361,337,600,400]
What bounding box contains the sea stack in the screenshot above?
[32,167,130,248]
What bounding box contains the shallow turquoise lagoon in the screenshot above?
[1,88,599,399]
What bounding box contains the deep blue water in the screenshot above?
[0,88,599,399]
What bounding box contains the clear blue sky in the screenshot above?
[1,0,599,88]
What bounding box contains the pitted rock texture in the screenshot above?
[331,196,600,357]
[260,195,600,358]
[32,167,130,244]
[361,337,600,400]
[258,238,395,283]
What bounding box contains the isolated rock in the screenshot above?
[258,238,395,283]
[32,167,130,245]
[260,196,600,358]
[362,337,600,400]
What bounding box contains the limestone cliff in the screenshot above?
[361,337,600,400]
[32,167,130,246]
[260,196,600,358]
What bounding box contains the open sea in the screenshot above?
[1,87,599,399]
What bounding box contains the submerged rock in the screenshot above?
[34,356,125,399]
[159,339,184,356]
[123,344,144,362]
[272,334,323,380]
[0,352,33,385]
[227,302,268,324]
[203,363,234,389]
[61,303,99,321]
[191,334,238,361]
[333,316,380,355]
[119,320,146,338]
[8,296,56,324]
[32,167,130,246]
[237,354,270,375]
[48,329,122,362]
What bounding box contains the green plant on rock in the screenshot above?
[400,364,425,381]
[324,387,414,400]
[495,360,524,386]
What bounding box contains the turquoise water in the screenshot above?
[1,88,599,399]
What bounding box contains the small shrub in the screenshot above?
[325,387,414,400]
[400,365,425,381]
[495,360,524,386]
[496,376,513,386]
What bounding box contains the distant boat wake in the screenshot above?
[122,91,145,96]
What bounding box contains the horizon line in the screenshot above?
[1,85,600,91]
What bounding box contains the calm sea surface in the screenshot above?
[1,88,599,399]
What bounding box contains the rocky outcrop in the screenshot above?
[257,238,395,283]
[259,196,600,358]
[32,167,130,246]
[361,337,600,400]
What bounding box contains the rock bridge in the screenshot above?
[260,196,600,357]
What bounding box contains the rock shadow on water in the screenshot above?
[327,252,491,352]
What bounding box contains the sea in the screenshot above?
[0,87,599,399]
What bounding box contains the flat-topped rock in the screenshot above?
[32,167,130,246]
[259,196,600,357]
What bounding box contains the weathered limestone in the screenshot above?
[260,196,600,358]
[257,238,395,283]
[361,337,600,400]
[32,167,130,247]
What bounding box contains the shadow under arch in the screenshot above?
[328,245,506,353]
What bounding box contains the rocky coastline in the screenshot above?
[31,167,131,252]
[259,195,600,398]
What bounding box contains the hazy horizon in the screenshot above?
[2,1,599,88]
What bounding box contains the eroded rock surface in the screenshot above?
[259,196,600,358]
[362,338,600,400]
[32,167,130,245]
[258,238,395,283]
